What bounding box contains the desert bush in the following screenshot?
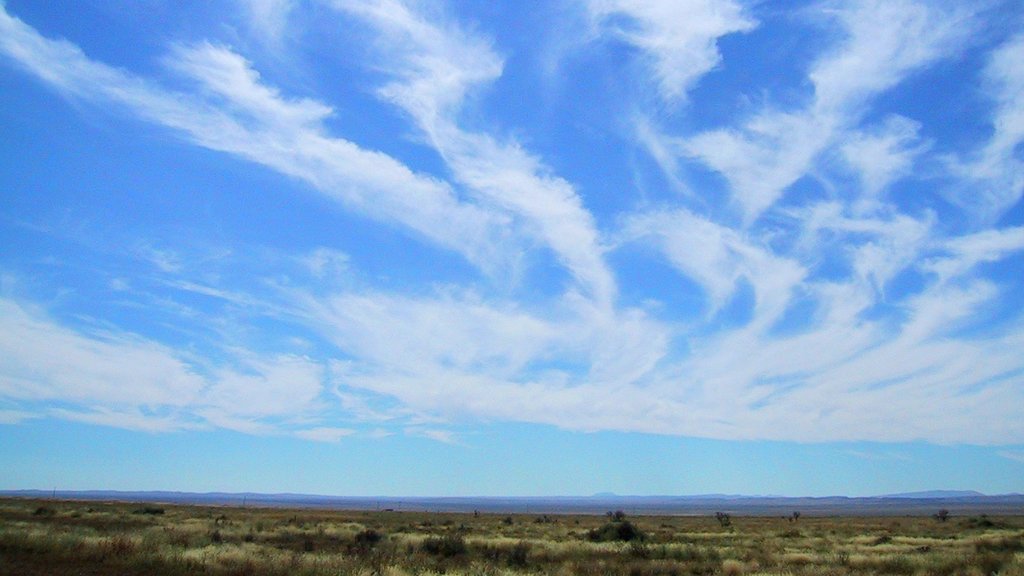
[627,539,651,558]
[874,554,915,575]
[98,535,137,558]
[608,510,627,522]
[832,550,851,565]
[974,534,1023,552]
[480,539,531,568]
[420,532,466,557]
[507,539,530,568]
[721,558,746,575]
[352,527,383,552]
[588,519,645,542]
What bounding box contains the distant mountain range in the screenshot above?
[878,490,987,499]
[3,489,1023,516]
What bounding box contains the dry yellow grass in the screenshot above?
[0,497,1021,575]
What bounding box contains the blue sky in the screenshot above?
[1,0,1023,497]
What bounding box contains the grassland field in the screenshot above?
[1,497,1022,575]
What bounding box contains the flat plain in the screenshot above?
[1,497,1022,575]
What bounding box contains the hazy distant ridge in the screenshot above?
[3,490,1023,516]
[878,490,986,499]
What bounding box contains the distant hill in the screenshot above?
[3,489,1023,516]
[879,490,985,499]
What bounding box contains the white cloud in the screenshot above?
[683,111,829,223]
[134,244,184,273]
[204,355,325,418]
[294,285,672,427]
[167,42,332,131]
[293,426,356,443]
[925,226,1024,283]
[0,297,332,436]
[305,290,563,379]
[2,2,1023,448]
[303,247,351,280]
[841,115,926,206]
[0,7,514,276]
[950,33,1024,220]
[406,428,458,445]
[0,409,37,425]
[846,450,910,462]
[796,203,934,294]
[50,407,194,433]
[330,0,616,305]
[0,299,205,408]
[327,0,503,122]
[808,0,971,116]
[238,0,294,44]
[621,210,806,326]
[585,0,755,102]
[677,0,973,222]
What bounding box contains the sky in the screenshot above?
[1,0,1023,498]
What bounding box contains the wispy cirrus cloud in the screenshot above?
[662,0,975,222]
[0,7,512,275]
[0,297,334,434]
[840,115,927,208]
[237,0,295,44]
[329,0,616,305]
[949,32,1024,221]
[584,0,755,103]
[1,1,1023,451]
[619,209,805,327]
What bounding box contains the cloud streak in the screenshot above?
[670,0,974,222]
[1,1,1023,448]
[585,0,755,103]
[0,7,512,274]
[330,0,617,305]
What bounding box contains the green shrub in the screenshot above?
[975,551,1012,576]
[507,540,530,568]
[627,540,651,558]
[974,535,1023,552]
[421,533,466,557]
[588,519,645,542]
[481,540,530,567]
[875,554,914,575]
[351,528,383,553]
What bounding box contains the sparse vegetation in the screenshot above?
[588,519,644,542]
[716,510,732,527]
[0,497,1022,575]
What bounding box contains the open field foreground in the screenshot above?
[1,498,1022,576]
